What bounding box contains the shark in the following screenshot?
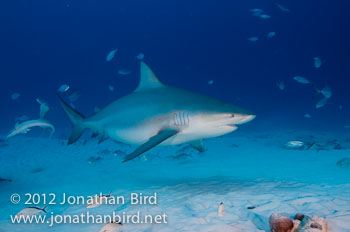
[58,61,255,162]
[6,99,55,140]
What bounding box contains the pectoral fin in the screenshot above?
[123,128,179,163]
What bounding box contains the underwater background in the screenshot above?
[1,0,350,134]
[1,0,350,232]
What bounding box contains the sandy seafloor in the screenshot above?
[0,130,350,232]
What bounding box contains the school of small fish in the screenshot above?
[249,4,341,119]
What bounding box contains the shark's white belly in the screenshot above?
[103,113,237,146]
[108,126,203,146]
[104,117,166,145]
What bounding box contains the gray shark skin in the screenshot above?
[58,61,255,162]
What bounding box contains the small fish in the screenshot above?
[11,93,20,100]
[313,56,322,68]
[259,14,271,19]
[285,141,304,148]
[293,76,311,84]
[304,114,311,118]
[314,99,327,110]
[345,125,350,129]
[267,32,276,39]
[118,69,132,75]
[106,48,118,62]
[218,202,225,216]
[16,205,48,217]
[87,192,112,208]
[99,222,122,232]
[250,8,263,16]
[208,80,214,85]
[316,97,328,109]
[136,53,144,60]
[314,86,332,98]
[339,105,343,110]
[57,84,70,93]
[276,81,285,90]
[276,3,290,12]
[108,85,115,92]
[36,98,50,119]
[248,37,259,42]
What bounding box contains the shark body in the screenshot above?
[6,119,55,140]
[59,62,255,162]
[6,100,54,140]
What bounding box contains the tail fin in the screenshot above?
[41,204,49,213]
[57,94,86,145]
[312,84,321,99]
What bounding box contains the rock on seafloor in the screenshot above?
[269,213,294,232]
[294,214,330,232]
[269,213,331,232]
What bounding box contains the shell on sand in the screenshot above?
[218,202,225,216]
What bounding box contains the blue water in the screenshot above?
[1,0,350,135]
[2,2,350,231]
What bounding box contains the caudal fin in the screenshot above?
[57,94,86,145]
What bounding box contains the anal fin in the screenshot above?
[189,140,205,152]
[123,128,179,163]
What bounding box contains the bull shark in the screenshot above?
[58,61,255,162]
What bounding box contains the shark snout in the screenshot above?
[205,113,255,127]
[232,113,256,125]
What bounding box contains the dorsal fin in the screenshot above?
[135,61,164,91]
